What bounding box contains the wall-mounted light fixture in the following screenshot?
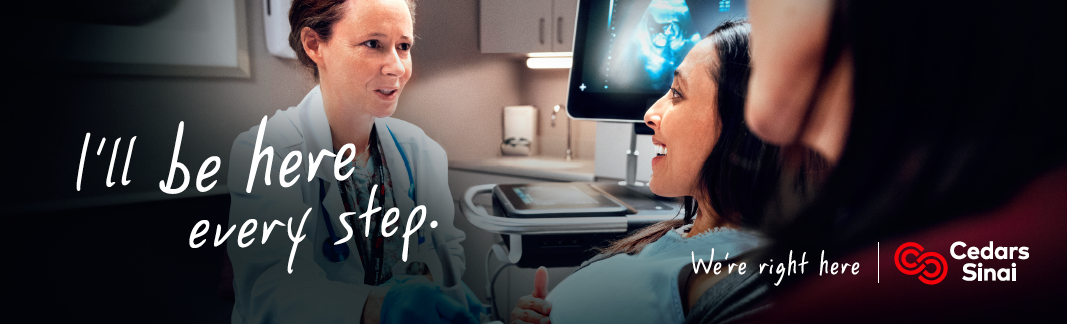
[526,52,572,69]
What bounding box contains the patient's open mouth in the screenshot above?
[655,144,667,156]
[376,89,396,95]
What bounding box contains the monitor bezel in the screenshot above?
[565,0,667,123]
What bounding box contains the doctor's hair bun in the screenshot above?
[288,0,416,81]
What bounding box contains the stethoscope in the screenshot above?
[320,125,419,264]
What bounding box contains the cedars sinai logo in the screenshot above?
[895,242,948,285]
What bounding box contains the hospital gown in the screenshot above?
[545,226,762,324]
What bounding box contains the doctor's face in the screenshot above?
[643,38,719,197]
[317,0,413,118]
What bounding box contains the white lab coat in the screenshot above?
[226,86,465,323]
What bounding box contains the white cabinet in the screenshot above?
[480,0,578,53]
[552,0,578,52]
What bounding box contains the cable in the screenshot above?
[484,245,494,299]
[490,262,516,321]
[484,245,499,320]
[485,240,519,321]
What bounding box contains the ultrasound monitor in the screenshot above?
[566,0,748,122]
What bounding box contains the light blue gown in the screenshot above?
[545,226,762,324]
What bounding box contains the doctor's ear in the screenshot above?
[301,27,326,66]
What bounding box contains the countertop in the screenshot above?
[449,156,596,182]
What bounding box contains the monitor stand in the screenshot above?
[622,122,642,187]
[593,123,679,214]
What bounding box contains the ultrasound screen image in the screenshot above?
[578,0,747,94]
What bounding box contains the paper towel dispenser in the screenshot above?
[264,0,297,59]
[502,106,537,156]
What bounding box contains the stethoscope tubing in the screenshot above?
[321,179,350,262]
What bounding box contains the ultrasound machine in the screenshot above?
[461,0,747,319]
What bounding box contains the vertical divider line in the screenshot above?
[878,242,880,283]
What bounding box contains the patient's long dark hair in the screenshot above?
[598,20,781,257]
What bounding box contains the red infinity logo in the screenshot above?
[895,242,948,285]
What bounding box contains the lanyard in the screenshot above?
[337,127,389,285]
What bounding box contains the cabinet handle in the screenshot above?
[558,17,563,44]
[540,18,545,45]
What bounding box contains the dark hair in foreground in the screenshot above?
[683,3,1065,323]
[598,19,782,257]
[288,0,416,80]
[758,0,1067,280]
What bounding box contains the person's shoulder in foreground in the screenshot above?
[748,165,1067,322]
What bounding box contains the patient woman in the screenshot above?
[510,20,782,324]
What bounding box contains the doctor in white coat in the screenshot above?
[227,0,474,323]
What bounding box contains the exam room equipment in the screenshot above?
[566,0,747,121]
[459,1,747,320]
[462,0,746,267]
[461,181,680,320]
[462,183,679,267]
[460,0,747,252]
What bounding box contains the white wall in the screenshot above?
[517,68,598,161]
[9,0,316,212]
[391,0,524,161]
[9,0,531,212]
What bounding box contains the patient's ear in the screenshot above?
[533,266,550,299]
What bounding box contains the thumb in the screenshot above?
[533,266,549,298]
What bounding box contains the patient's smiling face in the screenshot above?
[643,38,720,197]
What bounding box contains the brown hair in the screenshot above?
[288,0,416,80]
[597,20,782,257]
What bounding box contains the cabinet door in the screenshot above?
[480,0,553,53]
[551,0,578,52]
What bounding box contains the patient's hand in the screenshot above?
[510,266,552,324]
